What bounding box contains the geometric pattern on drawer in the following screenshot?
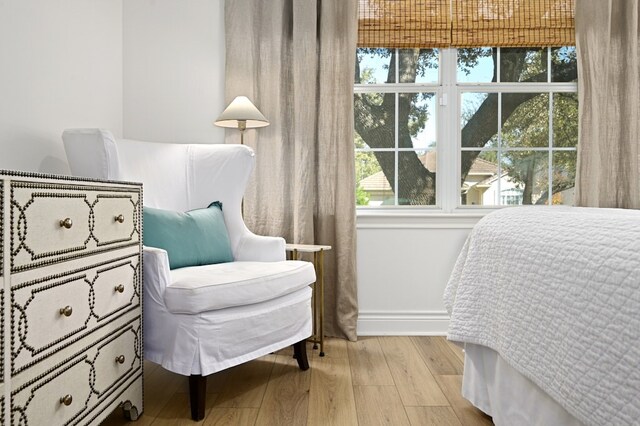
[10,317,141,426]
[91,260,139,322]
[11,255,140,375]
[91,324,140,397]
[10,181,140,273]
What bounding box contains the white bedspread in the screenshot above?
[444,206,640,426]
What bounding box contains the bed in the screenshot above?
[444,206,640,426]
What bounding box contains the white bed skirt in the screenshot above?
[462,343,585,426]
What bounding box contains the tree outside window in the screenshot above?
[354,47,578,207]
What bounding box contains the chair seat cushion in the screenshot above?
[164,260,316,314]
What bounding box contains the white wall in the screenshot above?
[123,0,226,144]
[0,0,123,174]
[356,214,481,335]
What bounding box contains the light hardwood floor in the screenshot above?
[102,337,493,426]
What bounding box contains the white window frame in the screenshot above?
[355,47,578,215]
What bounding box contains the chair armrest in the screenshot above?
[143,246,171,303]
[235,233,286,262]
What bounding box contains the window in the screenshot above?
[354,46,578,209]
[355,48,440,206]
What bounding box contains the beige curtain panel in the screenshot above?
[225,0,359,340]
[358,0,575,48]
[575,1,640,209]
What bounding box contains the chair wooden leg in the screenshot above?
[293,339,309,371]
[189,374,207,421]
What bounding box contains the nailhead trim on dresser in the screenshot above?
[9,181,141,274]
[91,259,140,323]
[1,170,143,425]
[1,289,4,384]
[10,322,142,426]
[1,182,4,422]
[0,169,142,187]
[10,253,141,376]
[139,184,145,416]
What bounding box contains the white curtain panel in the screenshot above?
[575,1,640,208]
[224,0,359,340]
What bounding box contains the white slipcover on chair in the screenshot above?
[62,128,315,420]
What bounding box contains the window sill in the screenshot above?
[356,206,501,219]
[356,208,494,229]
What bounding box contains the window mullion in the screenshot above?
[441,48,457,212]
[497,92,502,206]
[395,48,399,206]
[394,93,399,205]
[548,91,554,205]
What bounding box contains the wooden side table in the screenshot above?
[286,243,331,357]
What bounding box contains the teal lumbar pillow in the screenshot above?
[143,201,234,270]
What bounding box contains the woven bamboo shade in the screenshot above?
[358,0,451,48]
[452,0,575,47]
[357,0,575,48]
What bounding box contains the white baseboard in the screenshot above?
[357,311,451,336]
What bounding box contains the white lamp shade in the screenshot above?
[214,96,270,129]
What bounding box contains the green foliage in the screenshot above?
[356,184,371,206]
[457,48,493,76]
[355,152,382,183]
[500,48,547,82]
[500,91,578,203]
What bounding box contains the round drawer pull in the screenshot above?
[115,214,125,223]
[115,355,126,364]
[59,218,73,229]
[59,306,73,317]
[60,394,73,406]
[115,284,125,293]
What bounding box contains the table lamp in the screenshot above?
[214,96,270,144]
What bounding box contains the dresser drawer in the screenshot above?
[93,324,141,398]
[93,194,137,246]
[10,181,140,273]
[12,274,91,373]
[11,356,93,426]
[93,259,138,322]
[12,255,140,375]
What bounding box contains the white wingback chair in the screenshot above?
[62,129,314,420]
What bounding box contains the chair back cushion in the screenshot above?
[62,128,121,180]
[116,137,192,211]
[63,129,255,255]
[143,202,234,269]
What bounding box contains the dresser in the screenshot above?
[0,170,143,425]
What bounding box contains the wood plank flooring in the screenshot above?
[101,337,493,426]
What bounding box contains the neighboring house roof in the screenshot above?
[359,152,498,191]
[358,169,391,191]
[467,157,498,175]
